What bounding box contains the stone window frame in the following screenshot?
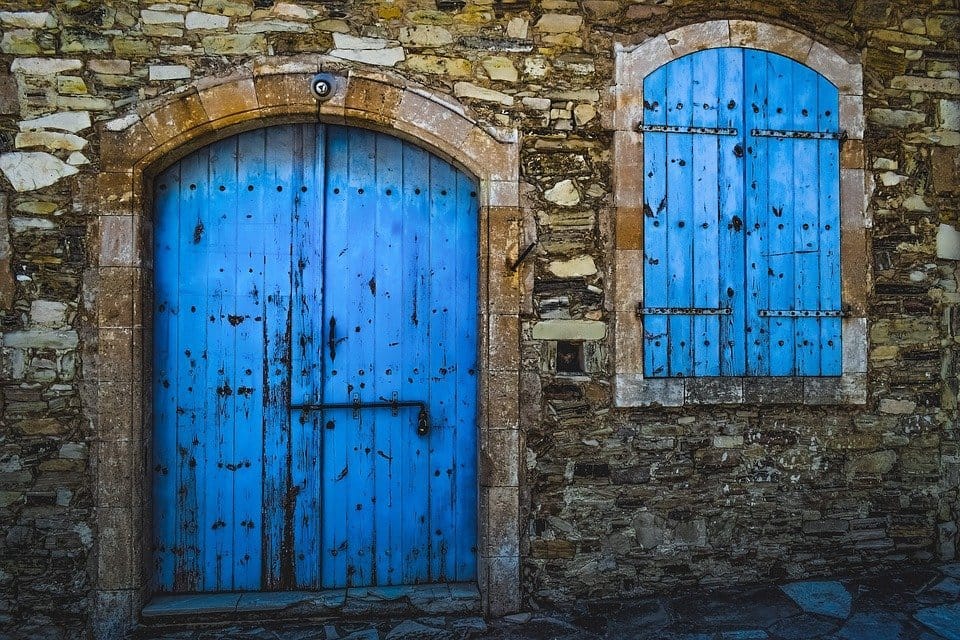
[611,21,870,407]
[81,58,525,637]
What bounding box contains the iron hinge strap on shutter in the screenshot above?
[751,128,847,141]
[759,309,847,317]
[291,392,431,435]
[636,306,733,317]
[636,124,739,136]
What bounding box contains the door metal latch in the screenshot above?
[290,397,432,436]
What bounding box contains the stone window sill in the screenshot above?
[613,374,867,407]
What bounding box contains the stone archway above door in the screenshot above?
[82,58,525,638]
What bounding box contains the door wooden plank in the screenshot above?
[232,129,267,590]
[818,76,842,375]
[174,147,211,592]
[399,143,432,585]
[345,127,378,587]
[203,135,241,590]
[261,125,295,589]
[690,48,722,376]
[320,125,352,588]
[153,162,180,592]
[718,48,747,375]
[451,168,479,581]
[372,133,404,585]
[290,124,324,588]
[745,49,771,375]
[642,65,669,377]
[665,54,695,376]
[765,54,796,376]
[427,155,458,581]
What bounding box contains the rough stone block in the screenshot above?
[614,375,684,407]
[99,216,139,267]
[95,440,134,507]
[482,555,520,617]
[253,72,316,110]
[92,589,136,640]
[140,91,210,147]
[685,378,744,404]
[489,314,519,371]
[665,20,730,57]
[198,77,258,122]
[96,507,134,588]
[487,370,519,430]
[932,148,960,194]
[99,123,157,171]
[742,377,803,404]
[481,428,520,486]
[97,328,135,383]
[344,77,402,125]
[531,319,606,340]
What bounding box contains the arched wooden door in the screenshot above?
[152,124,479,592]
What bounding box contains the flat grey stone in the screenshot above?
[780,581,852,619]
[836,612,903,640]
[503,612,533,623]
[915,603,960,640]
[451,616,487,632]
[341,630,379,640]
[720,632,768,639]
[142,593,242,616]
[236,591,314,611]
[384,620,446,640]
[931,577,960,598]
[767,614,838,640]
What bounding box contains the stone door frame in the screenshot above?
[81,57,524,638]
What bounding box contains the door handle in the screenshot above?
[328,315,337,361]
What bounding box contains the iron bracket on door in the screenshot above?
[291,393,431,435]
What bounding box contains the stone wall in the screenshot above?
[0,0,957,637]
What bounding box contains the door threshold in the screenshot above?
[141,583,480,625]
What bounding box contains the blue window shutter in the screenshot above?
[642,48,841,378]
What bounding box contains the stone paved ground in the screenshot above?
[130,563,960,640]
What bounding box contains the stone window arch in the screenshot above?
[610,21,869,406]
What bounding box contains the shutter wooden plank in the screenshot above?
[399,143,432,585]
[372,132,403,585]
[744,49,771,375]
[765,54,796,376]
[261,124,295,589]
[791,65,822,375]
[690,48,722,376]
[232,129,267,590]
[452,168,479,581]
[290,124,324,588]
[718,48,747,375]
[153,162,180,592]
[320,125,351,588]
[818,76,842,375]
[665,54,695,376]
[642,65,669,377]
[428,155,457,581]
[174,147,210,592]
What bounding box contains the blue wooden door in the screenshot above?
[152,124,479,593]
[641,48,841,377]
